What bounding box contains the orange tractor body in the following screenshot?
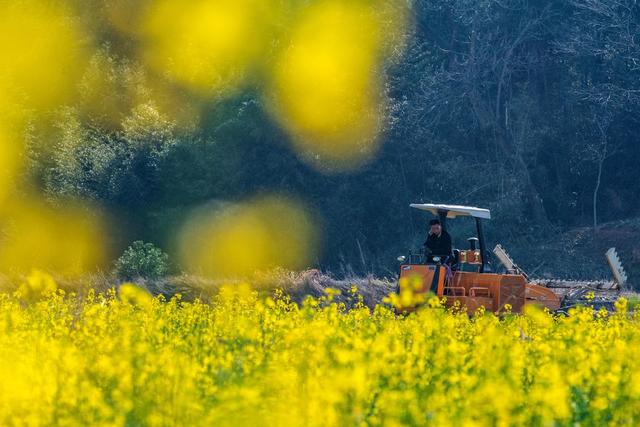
[397,204,560,314]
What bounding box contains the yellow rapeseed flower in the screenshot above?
[0,278,638,426]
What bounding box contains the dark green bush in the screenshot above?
[113,241,170,280]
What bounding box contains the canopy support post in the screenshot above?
[476,217,487,273]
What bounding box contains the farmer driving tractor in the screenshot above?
[397,203,561,314]
[424,218,452,262]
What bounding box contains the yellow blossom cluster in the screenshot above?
[1,275,639,426]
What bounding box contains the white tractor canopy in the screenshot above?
[410,203,491,220]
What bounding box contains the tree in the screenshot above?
[559,0,640,111]
[591,110,614,232]
[113,240,170,280]
[390,0,566,226]
[44,103,177,209]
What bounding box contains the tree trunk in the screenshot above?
[593,158,602,232]
[495,132,549,226]
[517,152,549,226]
[593,120,609,234]
[593,144,607,233]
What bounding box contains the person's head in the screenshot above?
[429,219,442,235]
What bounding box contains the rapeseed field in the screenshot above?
[1,272,639,426]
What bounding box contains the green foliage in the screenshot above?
[44,103,177,208]
[113,241,170,280]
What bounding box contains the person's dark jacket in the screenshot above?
[424,230,452,257]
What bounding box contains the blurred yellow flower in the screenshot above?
[141,0,276,95]
[177,195,317,278]
[269,0,408,170]
[0,0,87,110]
[16,270,57,302]
[0,197,110,277]
[0,123,22,204]
[118,283,153,308]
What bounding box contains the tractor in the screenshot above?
[396,204,560,314]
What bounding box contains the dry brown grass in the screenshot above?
[136,269,396,308]
[0,268,395,309]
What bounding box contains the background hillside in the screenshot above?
[11,0,640,284]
